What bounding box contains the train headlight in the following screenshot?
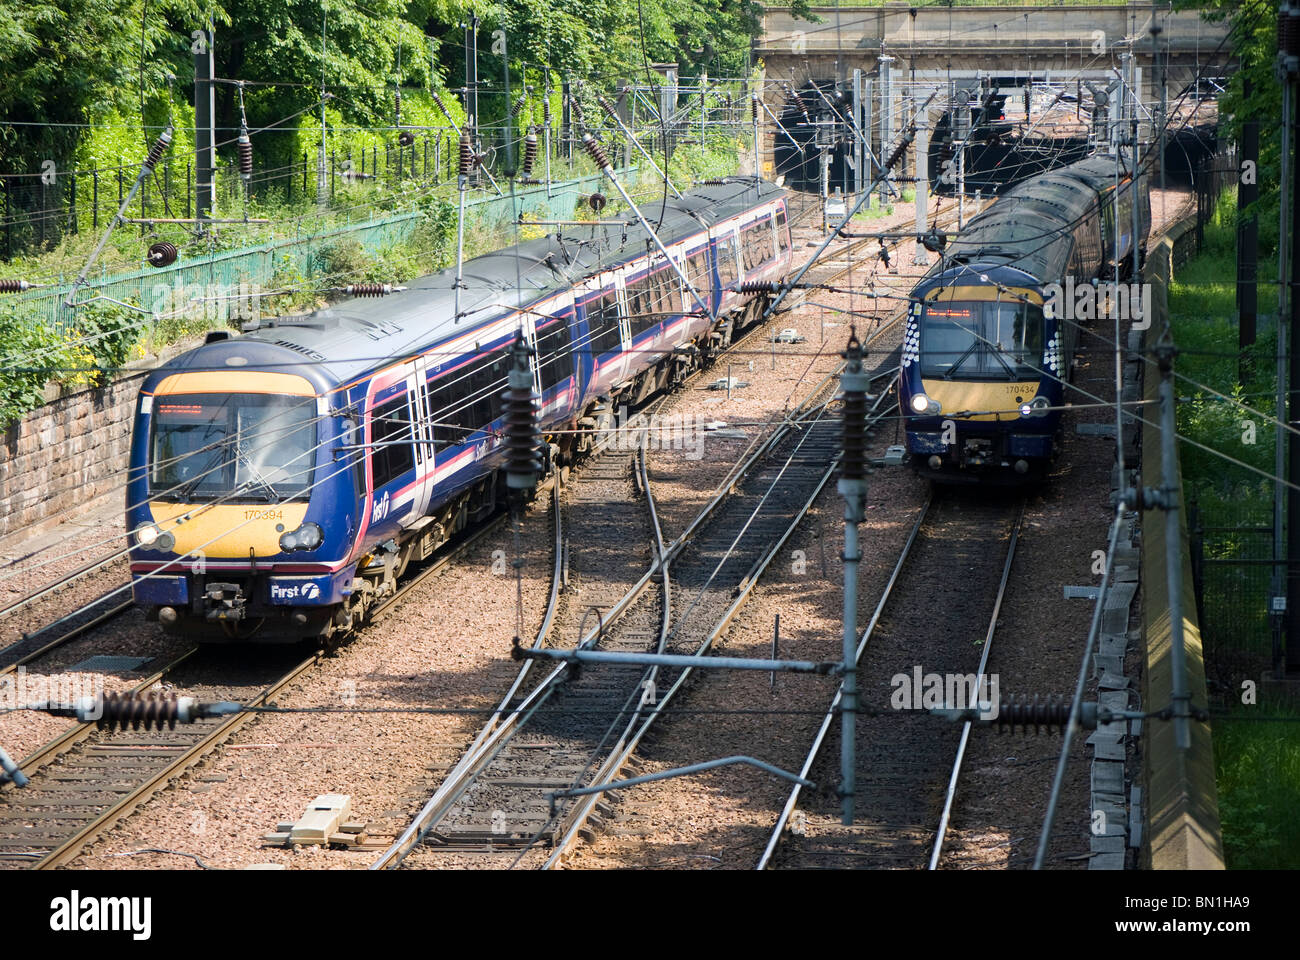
[910,393,941,416]
[279,521,324,553]
[135,524,161,546]
[1019,396,1051,418]
[155,531,176,552]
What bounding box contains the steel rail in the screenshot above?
[30,649,324,869]
[372,346,855,867]
[369,482,566,869]
[756,493,933,871]
[928,500,1025,870]
[0,549,126,621]
[544,370,901,867]
[1,646,200,791]
[0,598,135,678]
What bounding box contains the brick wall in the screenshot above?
[0,373,147,538]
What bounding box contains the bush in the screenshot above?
[0,304,73,427]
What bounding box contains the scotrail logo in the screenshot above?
[50,890,151,941]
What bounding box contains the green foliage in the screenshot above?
[0,0,215,174]
[0,303,65,427]
[1170,186,1300,869]
[67,299,141,383]
[1214,705,1300,869]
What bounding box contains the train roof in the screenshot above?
[915,151,1132,294]
[147,177,786,394]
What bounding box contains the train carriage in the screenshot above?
[899,153,1148,483]
[126,177,792,641]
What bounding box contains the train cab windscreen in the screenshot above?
[149,394,318,502]
[919,300,1044,379]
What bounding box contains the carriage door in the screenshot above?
[407,356,437,519]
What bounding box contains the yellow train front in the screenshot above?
[900,153,1148,483]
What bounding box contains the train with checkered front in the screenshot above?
[126,177,793,641]
[899,153,1150,483]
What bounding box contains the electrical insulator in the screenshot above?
[0,279,32,293]
[794,93,810,123]
[395,89,402,117]
[147,241,178,268]
[993,694,1099,734]
[458,135,475,177]
[569,95,585,126]
[398,130,416,146]
[510,94,527,118]
[588,192,607,213]
[543,95,551,126]
[502,333,543,494]
[43,691,238,731]
[432,91,452,121]
[237,129,253,180]
[751,96,760,122]
[521,130,538,178]
[596,93,618,120]
[839,328,868,483]
[344,283,395,297]
[883,135,909,172]
[144,127,173,171]
[581,133,611,170]
[736,279,778,295]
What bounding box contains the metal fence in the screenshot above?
[7,166,625,331]
[0,123,623,261]
[1189,488,1280,692]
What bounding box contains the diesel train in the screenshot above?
[126,177,794,641]
[899,153,1150,483]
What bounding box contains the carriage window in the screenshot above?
[372,394,415,488]
[586,290,623,356]
[537,319,573,391]
[469,350,509,425]
[626,272,658,336]
[741,219,772,272]
[716,236,738,289]
[776,208,791,252]
[686,250,711,310]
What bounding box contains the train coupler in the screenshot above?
[203,582,248,622]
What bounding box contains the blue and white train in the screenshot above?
[126,177,793,640]
[899,153,1149,483]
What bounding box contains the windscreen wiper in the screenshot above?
[943,339,982,379]
[234,438,281,502]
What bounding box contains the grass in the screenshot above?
[1168,188,1300,869]
[1212,703,1300,869]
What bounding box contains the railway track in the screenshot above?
[758,493,1026,869]
[0,188,965,870]
[373,347,900,868]
[0,498,526,869]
